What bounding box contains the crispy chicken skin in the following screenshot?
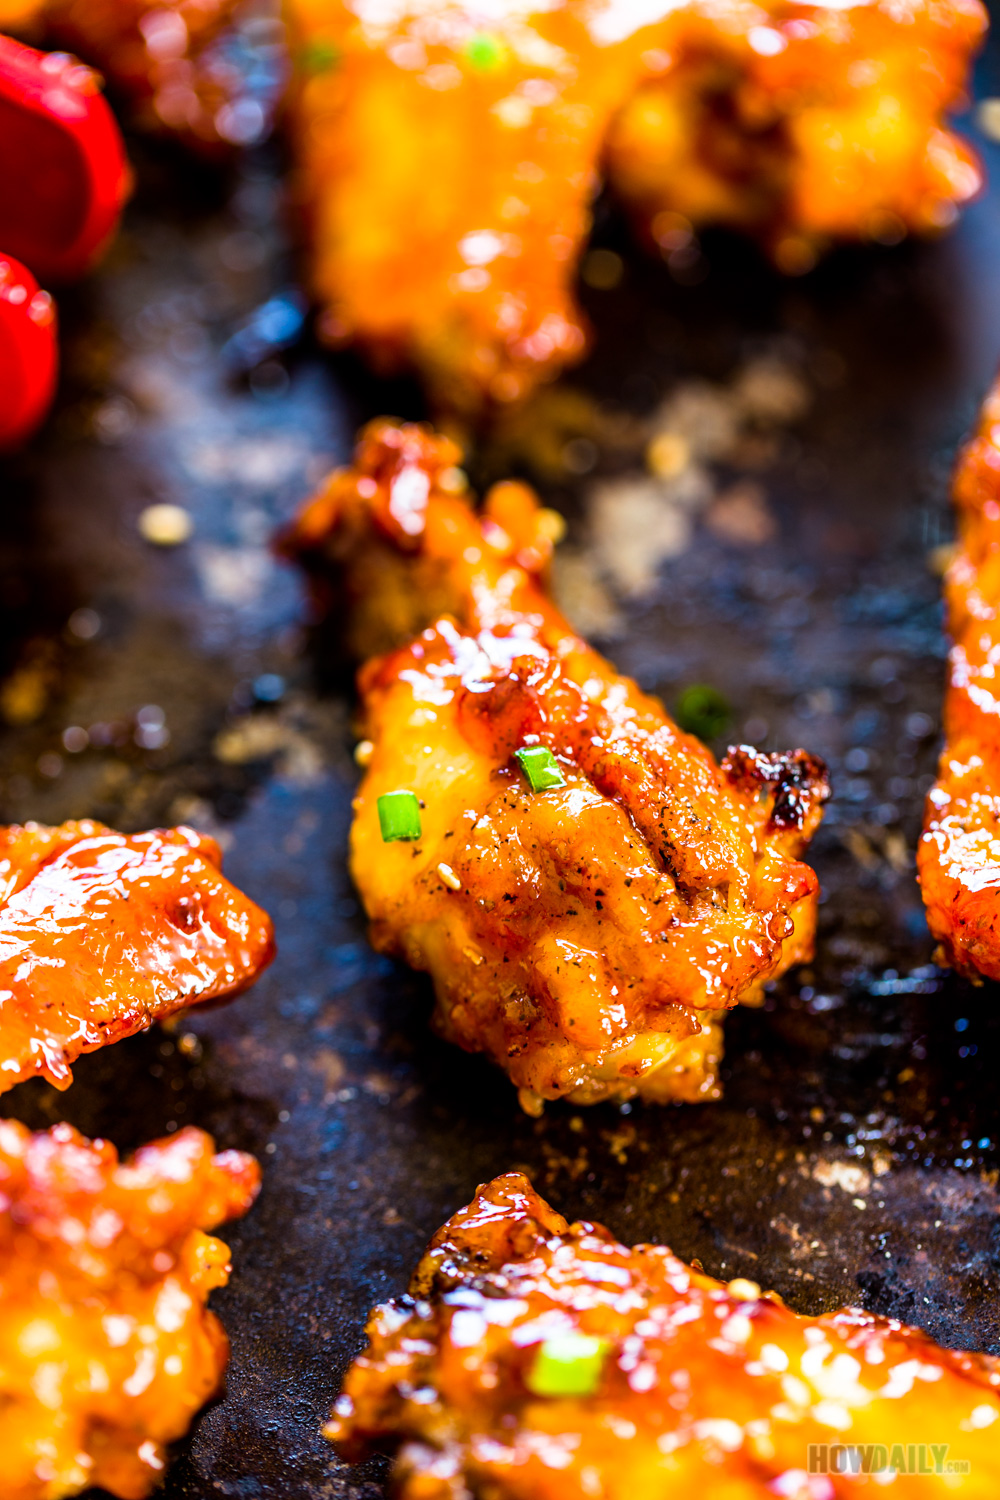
[0,1118,259,1500]
[284,421,828,1111]
[328,1172,1000,1499]
[284,0,983,409]
[3,0,251,151]
[0,819,274,1093]
[919,378,1000,981]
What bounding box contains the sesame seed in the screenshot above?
[138,503,193,546]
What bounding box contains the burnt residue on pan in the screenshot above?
[4,32,1000,1496]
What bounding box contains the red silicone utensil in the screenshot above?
[0,33,130,283]
[0,254,58,452]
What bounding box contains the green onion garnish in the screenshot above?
[675,683,730,742]
[515,745,565,793]
[464,32,507,70]
[526,1334,610,1397]
[300,37,341,74]
[377,790,422,842]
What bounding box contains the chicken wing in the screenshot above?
[284,0,984,409]
[919,378,1000,980]
[606,0,984,269]
[283,421,828,1112]
[0,1118,259,1500]
[9,0,983,405]
[328,1172,1000,1499]
[0,819,274,1093]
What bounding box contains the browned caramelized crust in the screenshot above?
[328,1172,1000,1499]
[284,422,828,1111]
[0,1119,260,1500]
[0,819,275,1092]
[919,378,1000,980]
[285,0,984,409]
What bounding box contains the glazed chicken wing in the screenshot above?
[919,377,1000,980]
[0,1118,259,1500]
[328,1172,1000,1499]
[606,0,984,267]
[7,0,982,405]
[284,0,983,409]
[0,819,274,1093]
[284,422,828,1111]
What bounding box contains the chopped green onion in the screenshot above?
[377,790,422,842]
[675,683,730,742]
[515,745,566,793]
[526,1334,610,1397]
[464,31,508,70]
[301,37,341,74]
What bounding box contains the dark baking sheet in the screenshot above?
[6,21,1000,1497]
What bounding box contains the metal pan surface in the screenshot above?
[5,20,1000,1495]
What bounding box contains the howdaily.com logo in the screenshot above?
[808,1444,969,1477]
